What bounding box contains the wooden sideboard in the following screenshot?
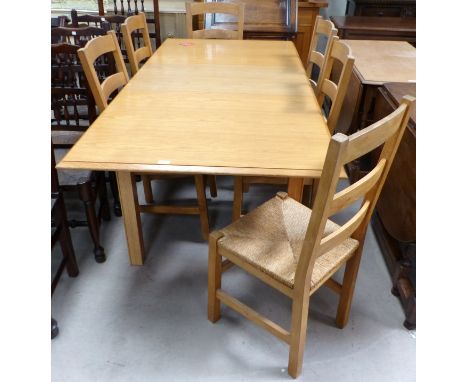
[371,82,416,330]
[196,0,328,68]
[330,16,416,46]
[346,0,416,17]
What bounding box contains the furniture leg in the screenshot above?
[208,232,223,322]
[195,175,210,240]
[336,248,364,328]
[108,171,122,217]
[207,175,217,198]
[142,174,154,203]
[116,171,145,265]
[56,196,79,277]
[232,176,243,221]
[287,178,304,202]
[78,181,106,263]
[97,172,111,221]
[288,292,310,378]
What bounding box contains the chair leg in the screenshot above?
[336,249,363,328]
[207,175,217,198]
[97,172,111,221]
[108,171,122,217]
[194,175,210,241]
[288,292,310,379]
[55,195,79,277]
[208,232,224,322]
[78,181,106,263]
[142,175,154,203]
[232,176,243,221]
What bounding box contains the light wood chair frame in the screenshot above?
[121,12,153,76]
[208,97,415,378]
[316,37,355,134]
[78,30,130,112]
[78,29,210,240]
[306,15,338,93]
[185,1,245,40]
[232,38,354,221]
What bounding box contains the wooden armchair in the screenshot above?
[208,96,415,378]
[78,31,211,240]
[185,1,245,40]
[306,16,337,93]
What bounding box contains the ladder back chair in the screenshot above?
[231,39,355,218]
[316,37,355,134]
[208,96,415,378]
[121,12,153,76]
[78,31,211,240]
[102,0,162,48]
[306,15,337,93]
[52,40,112,263]
[185,1,245,40]
[78,30,130,112]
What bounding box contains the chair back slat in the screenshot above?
[317,38,354,134]
[78,30,129,112]
[294,96,415,291]
[186,1,244,40]
[318,200,369,256]
[328,159,386,216]
[343,106,406,164]
[122,13,153,76]
[306,16,337,91]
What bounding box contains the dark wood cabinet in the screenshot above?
[371,82,416,330]
[330,16,416,46]
[346,0,416,18]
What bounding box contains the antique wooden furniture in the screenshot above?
[233,37,354,216]
[52,40,111,262]
[52,145,79,341]
[78,31,211,240]
[306,15,337,92]
[186,1,245,39]
[57,39,333,266]
[193,1,328,68]
[51,144,79,295]
[97,0,162,48]
[122,12,153,75]
[330,16,416,46]
[346,0,415,17]
[208,97,414,378]
[372,82,416,329]
[335,40,415,174]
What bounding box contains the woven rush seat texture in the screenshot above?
[218,193,359,289]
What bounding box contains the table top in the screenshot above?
[58,38,332,178]
[343,40,416,85]
[330,16,416,32]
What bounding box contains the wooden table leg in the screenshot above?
[116,171,145,265]
[287,178,304,202]
[232,176,243,221]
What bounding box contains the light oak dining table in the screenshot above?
[57,38,332,266]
